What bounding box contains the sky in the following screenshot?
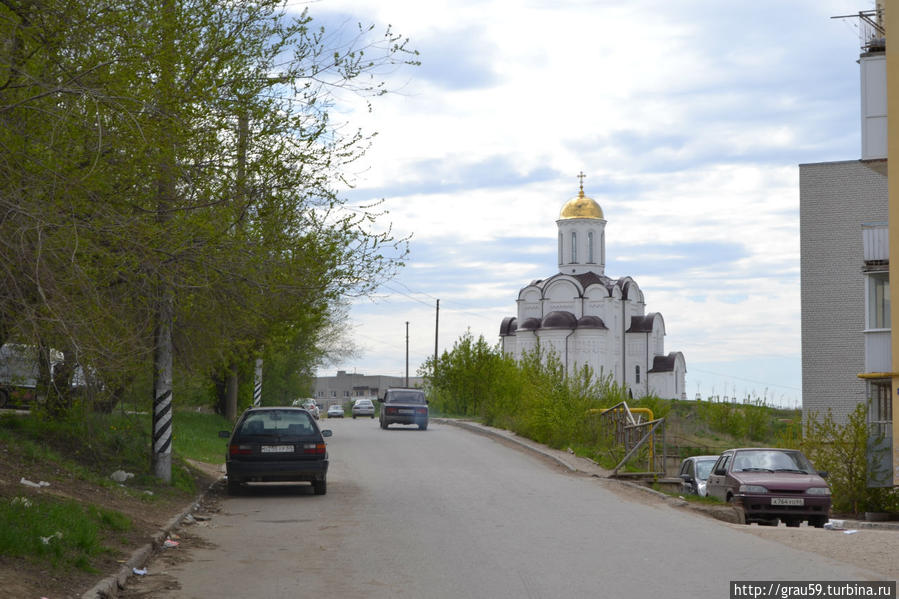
[299,0,876,408]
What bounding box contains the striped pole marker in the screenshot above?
[253,358,263,406]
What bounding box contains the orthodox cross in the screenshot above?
[577,171,586,195]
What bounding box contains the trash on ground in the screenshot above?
[132,567,147,576]
[823,519,845,530]
[182,513,196,525]
[19,477,50,488]
[12,496,32,508]
[843,529,858,534]
[110,470,135,483]
[40,532,63,544]
[163,539,179,548]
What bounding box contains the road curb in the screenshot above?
[81,476,223,599]
[436,418,578,472]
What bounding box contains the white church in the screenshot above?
[499,175,687,400]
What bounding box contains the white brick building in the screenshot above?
[499,179,686,400]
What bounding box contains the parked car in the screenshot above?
[677,455,719,497]
[327,404,344,418]
[352,398,375,419]
[379,388,428,430]
[302,400,320,420]
[218,406,331,495]
[290,398,319,419]
[705,448,831,527]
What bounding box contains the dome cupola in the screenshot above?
[556,172,607,275]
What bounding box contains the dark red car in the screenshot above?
[705,448,831,528]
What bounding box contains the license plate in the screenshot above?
[398,409,414,414]
[261,445,293,453]
[771,497,804,506]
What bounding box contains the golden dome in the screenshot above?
[559,193,604,219]
[559,173,603,219]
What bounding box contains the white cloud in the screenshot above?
[311,0,872,407]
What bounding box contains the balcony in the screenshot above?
[862,222,888,267]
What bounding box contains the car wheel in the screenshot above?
[757,518,779,527]
[312,476,327,495]
[809,516,827,528]
[784,519,801,528]
[0,388,8,409]
[226,479,241,496]
[352,415,356,419]
[380,419,388,429]
[370,415,374,419]
[419,422,428,431]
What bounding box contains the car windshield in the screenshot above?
[695,459,716,480]
[732,450,813,473]
[239,410,315,437]
[387,391,425,404]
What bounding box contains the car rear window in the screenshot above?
[239,410,316,436]
[386,391,425,403]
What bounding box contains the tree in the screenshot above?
[0,1,417,481]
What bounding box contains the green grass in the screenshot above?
[0,407,230,571]
[0,495,130,571]
[172,410,231,464]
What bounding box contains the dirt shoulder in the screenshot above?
[0,446,221,599]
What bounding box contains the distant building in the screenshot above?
[498,177,686,400]
[312,371,424,406]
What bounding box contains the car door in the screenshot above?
[706,452,732,501]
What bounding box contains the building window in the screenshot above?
[331,391,336,397]
[635,365,640,384]
[571,232,577,263]
[558,233,563,263]
[867,273,890,329]
[588,231,594,263]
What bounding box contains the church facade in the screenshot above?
[499,179,687,400]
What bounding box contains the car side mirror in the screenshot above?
[818,470,828,479]
[218,430,230,438]
[321,430,332,437]
[679,473,693,482]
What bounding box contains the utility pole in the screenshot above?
[405,321,409,386]
[434,299,439,376]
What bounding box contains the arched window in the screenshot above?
[588,231,594,263]
[558,233,563,263]
[571,231,577,263]
[635,365,641,384]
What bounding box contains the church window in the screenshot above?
[635,365,640,384]
[588,231,594,263]
[867,273,890,329]
[571,232,577,263]
[558,233,563,263]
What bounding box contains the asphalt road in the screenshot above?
[125,418,887,599]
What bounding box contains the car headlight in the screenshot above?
[806,487,831,495]
[738,484,769,494]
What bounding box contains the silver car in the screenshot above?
[677,455,719,497]
[352,398,375,419]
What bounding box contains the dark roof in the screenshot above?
[577,315,607,329]
[627,314,655,333]
[499,317,518,336]
[518,317,541,331]
[542,311,577,329]
[649,354,676,373]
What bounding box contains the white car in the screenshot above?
[326,404,344,418]
[352,398,375,419]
